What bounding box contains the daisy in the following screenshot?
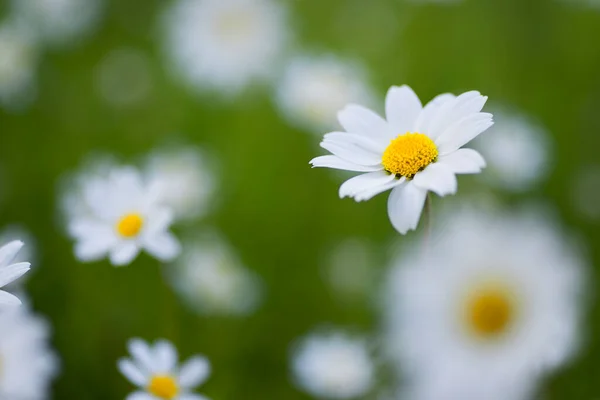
[65,165,181,266]
[144,147,216,222]
[473,109,551,192]
[0,240,31,305]
[10,0,105,47]
[384,209,585,399]
[166,232,262,316]
[291,329,375,399]
[275,55,375,133]
[161,0,289,96]
[310,85,493,234]
[118,338,211,400]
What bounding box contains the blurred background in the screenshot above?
[1,0,600,398]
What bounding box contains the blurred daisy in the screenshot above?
[0,240,31,306]
[118,338,211,400]
[291,329,374,399]
[162,0,289,96]
[167,233,262,316]
[310,85,493,234]
[0,21,39,110]
[10,0,105,47]
[0,303,59,399]
[385,209,585,399]
[276,55,375,133]
[473,109,551,192]
[65,165,181,266]
[145,147,216,222]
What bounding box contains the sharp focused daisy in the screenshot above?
[385,209,585,399]
[275,55,375,133]
[0,240,31,306]
[65,165,181,266]
[161,0,289,96]
[118,338,211,400]
[291,329,375,399]
[310,85,493,234]
[167,232,262,316]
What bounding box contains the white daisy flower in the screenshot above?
[0,303,59,399]
[145,147,216,222]
[473,109,551,192]
[167,232,262,316]
[0,240,31,306]
[161,0,289,96]
[384,209,585,399]
[310,85,493,234]
[65,165,181,266]
[275,55,375,133]
[0,20,39,110]
[291,330,375,399]
[118,338,211,400]
[10,0,105,47]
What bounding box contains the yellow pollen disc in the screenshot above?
[381,133,438,178]
[148,375,179,399]
[116,213,144,238]
[466,287,514,339]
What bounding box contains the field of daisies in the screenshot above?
[1,0,600,399]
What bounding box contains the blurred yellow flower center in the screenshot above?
[466,287,514,338]
[116,213,144,238]
[381,133,438,178]
[148,375,179,399]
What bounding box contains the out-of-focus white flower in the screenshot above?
[145,147,216,222]
[0,241,31,306]
[311,85,493,235]
[473,109,551,192]
[95,48,153,108]
[118,338,211,400]
[167,232,262,316]
[0,303,59,399]
[64,165,181,266]
[385,209,586,400]
[291,329,375,399]
[0,21,39,110]
[10,0,105,47]
[161,0,290,96]
[276,55,375,133]
[570,164,600,221]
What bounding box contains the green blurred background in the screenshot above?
[1,0,600,398]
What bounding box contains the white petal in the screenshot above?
[323,131,386,153]
[128,338,156,373]
[385,85,422,133]
[74,234,117,262]
[337,104,392,140]
[179,356,211,388]
[310,155,383,172]
[118,359,148,387]
[412,163,457,196]
[428,91,488,139]
[414,93,455,133]
[126,392,156,400]
[0,290,22,306]
[179,395,210,400]
[354,177,406,202]
[0,240,24,267]
[387,182,427,235]
[143,233,181,262]
[320,140,381,166]
[109,243,140,266]
[153,340,178,373]
[438,148,486,174]
[145,208,174,235]
[339,171,395,199]
[435,113,494,155]
[0,262,30,288]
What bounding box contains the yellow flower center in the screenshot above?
[116,213,144,238]
[148,375,179,399]
[381,133,438,178]
[465,286,515,339]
